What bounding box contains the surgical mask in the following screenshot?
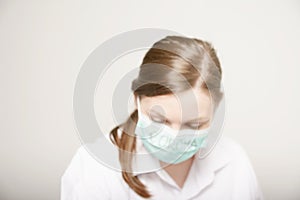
[134,96,210,164]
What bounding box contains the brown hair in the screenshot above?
[109,35,223,198]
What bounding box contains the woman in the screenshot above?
[61,35,264,199]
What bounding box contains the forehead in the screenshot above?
[140,88,213,121]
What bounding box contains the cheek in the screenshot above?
[198,102,213,118]
[202,122,211,129]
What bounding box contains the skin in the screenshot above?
[134,86,214,189]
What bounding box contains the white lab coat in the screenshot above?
[61,130,264,200]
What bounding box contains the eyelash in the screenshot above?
[150,116,203,129]
[150,117,166,123]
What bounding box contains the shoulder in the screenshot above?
[62,144,121,181]
[61,143,123,199]
[217,136,245,153]
[216,136,251,163]
[214,136,257,173]
[213,136,264,199]
[200,136,251,173]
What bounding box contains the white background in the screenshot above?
[0,0,299,199]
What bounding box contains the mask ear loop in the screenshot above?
[135,96,145,139]
[136,96,165,138]
[136,96,140,112]
[136,96,142,118]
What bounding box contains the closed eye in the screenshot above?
[149,115,207,129]
[149,115,167,124]
[187,123,204,129]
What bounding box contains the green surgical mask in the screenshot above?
[134,96,210,164]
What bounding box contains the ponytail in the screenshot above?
[109,109,152,198]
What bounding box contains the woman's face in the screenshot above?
[135,87,214,130]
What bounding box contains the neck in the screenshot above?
[159,155,196,188]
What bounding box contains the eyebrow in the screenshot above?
[149,110,209,123]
